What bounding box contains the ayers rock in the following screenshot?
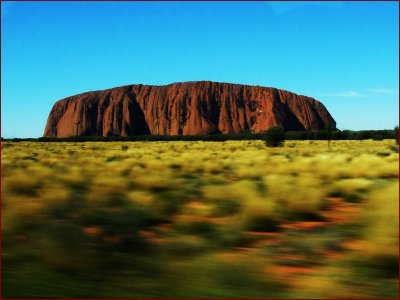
[43,81,336,137]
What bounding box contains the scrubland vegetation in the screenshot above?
[2,128,398,142]
[2,140,398,298]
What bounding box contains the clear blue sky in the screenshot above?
[2,1,398,138]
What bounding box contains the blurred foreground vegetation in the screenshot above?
[2,140,398,298]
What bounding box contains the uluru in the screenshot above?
[43,81,336,137]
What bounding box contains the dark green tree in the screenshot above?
[264,126,285,147]
[326,124,333,148]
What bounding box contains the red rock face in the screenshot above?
[43,81,336,137]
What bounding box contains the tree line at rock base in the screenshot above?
[2,128,398,143]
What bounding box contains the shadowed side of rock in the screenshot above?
[43,81,336,137]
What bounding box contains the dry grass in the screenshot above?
[1,139,398,298]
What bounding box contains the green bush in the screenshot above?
[244,215,280,232]
[264,126,285,147]
[372,134,383,141]
[176,221,218,239]
[212,199,241,216]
